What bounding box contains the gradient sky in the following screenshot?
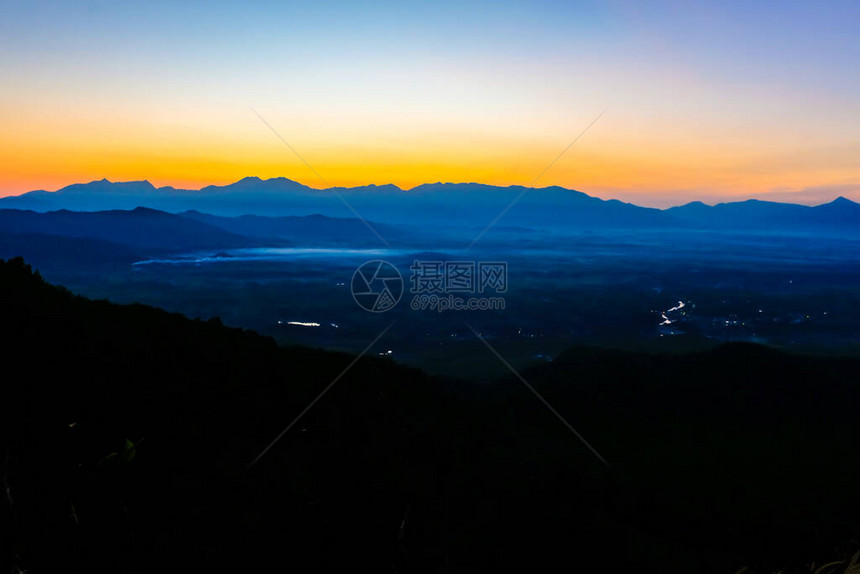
[1,0,858,207]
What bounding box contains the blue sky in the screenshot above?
[2,0,858,206]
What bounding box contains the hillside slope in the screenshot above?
[1,257,858,573]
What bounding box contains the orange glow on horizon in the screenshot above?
[2,1,858,208]
[1,107,857,207]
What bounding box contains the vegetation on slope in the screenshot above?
[1,257,858,573]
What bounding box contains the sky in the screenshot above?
[1,0,858,207]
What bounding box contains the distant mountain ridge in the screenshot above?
[178,210,410,243]
[1,177,858,232]
[667,196,860,230]
[0,206,257,251]
[0,207,406,272]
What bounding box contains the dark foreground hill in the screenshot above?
[1,257,859,573]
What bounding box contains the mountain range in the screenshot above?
[2,177,858,233]
[0,207,403,273]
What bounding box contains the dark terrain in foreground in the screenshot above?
[1,257,859,573]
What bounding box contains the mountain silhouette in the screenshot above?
[0,206,259,250]
[0,231,140,272]
[3,256,859,573]
[668,196,860,231]
[2,177,857,232]
[179,210,408,244]
[0,207,406,273]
